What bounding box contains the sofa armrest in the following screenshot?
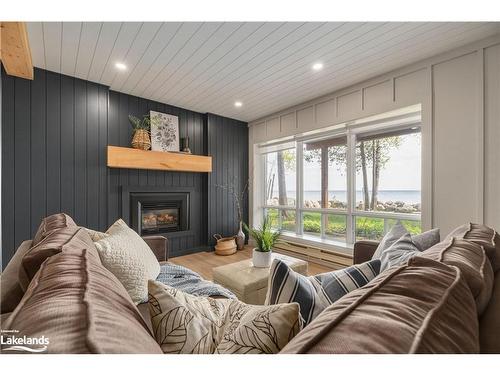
[353,240,379,264]
[142,236,169,262]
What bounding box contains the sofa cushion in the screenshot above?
[418,237,494,315]
[373,226,440,261]
[0,240,32,314]
[480,272,500,353]
[32,213,76,247]
[380,233,420,271]
[412,228,440,251]
[447,223,500,272]
[371,223,407,260]
[19,226,98,291]
[265,258,380,325]
[94,219,161,304]
[280,257,479,354]
[148,280,302,354]
[2,249,162,354]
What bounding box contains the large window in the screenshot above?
[259,113,422,247]
[265,148,296,207]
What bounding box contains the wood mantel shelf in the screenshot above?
[107,146,212,172]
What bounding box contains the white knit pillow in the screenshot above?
[94,219,160,304]
[85,228,109,242]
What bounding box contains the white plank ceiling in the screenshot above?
[27,22,500,122]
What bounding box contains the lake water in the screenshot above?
[287,190,421,204]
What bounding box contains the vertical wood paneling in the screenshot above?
[61,75,75,216]
[46,72,61,215]
[2,67,248,266]
[206,113,249,245]
[127,96,140,187]
[2,69,16,259]
[98,86,108,229]
[74,78,87,224]
[86,83,100,230]
[107,91,120,227]
[14,77,31,247]
[30,69,47,233]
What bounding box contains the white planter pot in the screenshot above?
[252,248,272,268]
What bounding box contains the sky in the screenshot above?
[270,134,421,192]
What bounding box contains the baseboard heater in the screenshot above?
[273,240,353,270]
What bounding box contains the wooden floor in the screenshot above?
[170,245,333,280]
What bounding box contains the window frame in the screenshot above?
[259,117,422,247]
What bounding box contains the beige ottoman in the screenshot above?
[212,253,308,305]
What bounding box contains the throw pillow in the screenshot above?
[32,213,77,247]
[412,228,440,251]
[380,233,420,271]
[147,280,302,354]
[265,258,381,325]
[371,223,407,260]
[85,228,109,242]
[94,219,160,304]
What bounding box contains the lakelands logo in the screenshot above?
[1,330,49,353]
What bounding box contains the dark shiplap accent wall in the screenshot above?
[1,67,248,267]
[206,113,249,245]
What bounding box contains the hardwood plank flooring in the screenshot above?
[169,245,334,281]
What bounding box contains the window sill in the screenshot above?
[278,232,354,256]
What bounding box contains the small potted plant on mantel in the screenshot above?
[244,218,281,268]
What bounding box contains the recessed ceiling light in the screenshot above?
[312,62,323,71]
[115,62,127,71]
[234,101,243,108]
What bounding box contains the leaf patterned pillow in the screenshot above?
[148,280,302,354]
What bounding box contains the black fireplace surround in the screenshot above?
[122,186,194,238]
[131,192,189,236]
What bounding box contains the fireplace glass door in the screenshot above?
[141,206,180,233]
[129,192,190,236]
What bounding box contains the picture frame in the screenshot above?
[150,110,179,152]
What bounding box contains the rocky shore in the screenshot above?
[267,198,421,213]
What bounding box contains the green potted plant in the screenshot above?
[129,115,151,150]
[244,218,281,268]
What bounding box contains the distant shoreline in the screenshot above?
[271,190,421,204]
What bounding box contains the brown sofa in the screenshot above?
[1,214,168,353]
[281,234,500,354]
[2,214,500,354]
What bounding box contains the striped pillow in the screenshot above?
[265,258,381,325]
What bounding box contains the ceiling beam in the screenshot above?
[0,22,34,80]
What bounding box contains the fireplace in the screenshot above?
[129,192,189,236]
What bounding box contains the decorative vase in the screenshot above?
[252,249,272,268]
[131,129,151,150]
[236,221,245,250]
[181,137,192,154]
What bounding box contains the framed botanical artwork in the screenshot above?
[150,110,179,152]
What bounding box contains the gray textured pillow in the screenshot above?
[380,233,420,271]
[372,223,407,260]
[412,228,440,251]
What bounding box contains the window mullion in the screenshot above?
[346,132,356,244]
[296,141,303,236]
[263,153,267,208]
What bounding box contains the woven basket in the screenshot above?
[131,129,151,150]
[213,234,237,256]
